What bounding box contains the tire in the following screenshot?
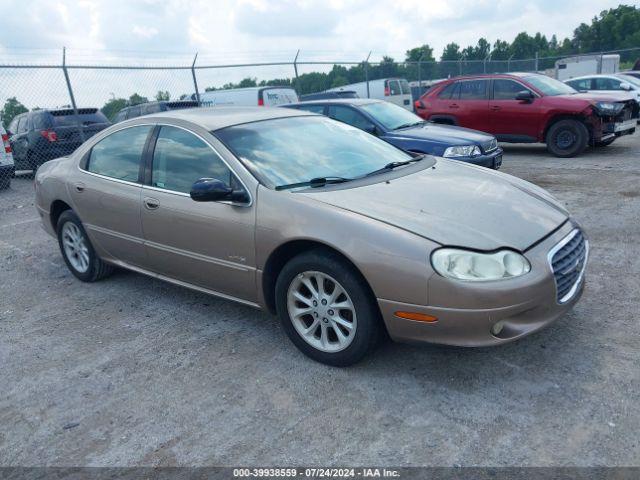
[56,210,114,282]
[595,137,616,147]
[545,120,589,158]
[275,249,381,367]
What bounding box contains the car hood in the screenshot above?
[300,159,569,251]
[384,122,494,145]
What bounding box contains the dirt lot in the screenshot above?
[1,135,639,467]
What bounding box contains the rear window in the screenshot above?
[458,80,488,100]
[51,109,109,127]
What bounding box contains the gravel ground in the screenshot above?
[1,135,639,467]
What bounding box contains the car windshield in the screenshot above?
[617,74,640,88]
[523,75,578,97]
[523,75,577,96]
[360,102,424,130]
[215,116,416,189]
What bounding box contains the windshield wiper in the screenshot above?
[393,121,426,130]
[365,154,426,177]
[275,176,352,191]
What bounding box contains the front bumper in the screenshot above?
[379,221,586,347]
[455,147,503,169]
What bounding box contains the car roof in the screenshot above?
[289,98,381,107]
[436,72,540,82]
[566,74,621,80]
[146,106,317,131]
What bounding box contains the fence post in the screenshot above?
[417,54,423,89]
[293,50,300,92]
[535,51,539,72]
[459,54,464,76]
[507,54,514,72]
[598,51,603,74]
[364,51,371,98]
[191,53,201,104]
[61,47,85,143]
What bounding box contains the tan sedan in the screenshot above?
[34,107,588,366]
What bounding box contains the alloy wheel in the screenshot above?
[61,222,90,273]
[286,271,357,353]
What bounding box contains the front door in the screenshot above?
[140,125,256,302]
[488,79,541,141]
[70,125,152,266]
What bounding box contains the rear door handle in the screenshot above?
[143,197,160,210]
[449,103,459,109]
[74,182,85,192]
[490,105,501,111]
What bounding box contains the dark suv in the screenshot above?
[113,100,199,123]
[8,108,110,170]
[415,73,639,157]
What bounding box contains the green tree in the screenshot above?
[155,90,170,101]
[405,44,434,62]
[491,39,511,60]
[128,93,149,106]
[1,97,28,129]
[441,43,461,61]
[101,97,127,121]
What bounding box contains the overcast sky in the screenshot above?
[0,0,632,62]
[0,0,634,109]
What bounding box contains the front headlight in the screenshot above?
[443,145,481,158]
[431,248,531,281]
[593,101,624,116]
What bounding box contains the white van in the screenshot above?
[197,86,299,107]
[326,78,413,111]
[0,122,15,189]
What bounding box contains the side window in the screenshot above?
[459,80,488,100]
[8,118,19,135]
[387,80,401,96]
[493,79,533,100]
[86,126,151,182]
[297,105,326,114]
[114,111,127,123]
[567,79,591,91]
[127,106,142,119]
[327,106,375,131]
[151,126,232,194]
[400,79,411,95]
[17,116,28,133]
[594,78,620,90]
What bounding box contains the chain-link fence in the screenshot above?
[1,46,640,188]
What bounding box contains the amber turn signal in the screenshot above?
[394,311,438,322]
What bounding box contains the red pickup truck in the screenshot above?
[415,73,639,157]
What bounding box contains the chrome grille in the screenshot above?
[549,229,588,303]
[482,138,498,153]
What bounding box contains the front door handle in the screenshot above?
[143,197,160,210]
[449,103,459,109]
[74,182,85,192]
[490,105,501,111]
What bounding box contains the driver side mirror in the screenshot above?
[619,82,633,91]
[515,90,535,102]
[190,178,249,204]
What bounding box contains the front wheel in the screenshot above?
[275,250,382,366]
[57,210,114,282]
[545,120,589,158]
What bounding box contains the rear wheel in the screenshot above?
[545,120,589,158]
[275,250,381,366]
[57,210,113,282]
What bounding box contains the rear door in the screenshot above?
[385,80,412,110]
[140,125,256,301]
[10,116,29,163]
[70,125,153,266]
[261,88,299,106]
[450,79,490,131]
[488,79,541,140]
